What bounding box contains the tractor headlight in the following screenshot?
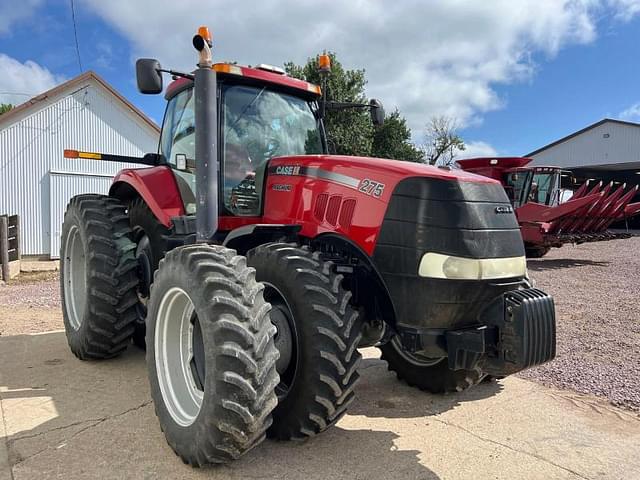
[418,253,526,280]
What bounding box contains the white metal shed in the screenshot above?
[0,71,159,258]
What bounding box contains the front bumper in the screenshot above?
[397,288,556,376]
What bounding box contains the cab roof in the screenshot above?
[165,63,322,100]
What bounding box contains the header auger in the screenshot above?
[60,26,556,466]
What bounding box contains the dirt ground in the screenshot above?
[1,240,640,479]
[520,236,640,411]
[1,238,638,412]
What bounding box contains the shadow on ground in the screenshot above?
[527,258,610,271]
[0,331,463,479]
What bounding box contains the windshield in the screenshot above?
[222,85,323,215]
[530,172,557,205]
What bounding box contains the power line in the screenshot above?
[69,0,83,73]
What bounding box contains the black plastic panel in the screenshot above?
[373,176,526,329]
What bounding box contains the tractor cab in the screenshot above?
[160,65,325,217]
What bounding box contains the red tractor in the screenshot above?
[60,27,556,466]
[457,157,640,257]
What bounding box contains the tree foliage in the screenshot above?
[0,103,13,116]
[372,110,424,162]
[285,53,422,162]
[423,115,465,165]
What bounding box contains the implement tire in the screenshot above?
[60,194,139,360]
[379,337,483,394]
[146,245,279,466]
[128,198,169,349]
[246,243,363,440]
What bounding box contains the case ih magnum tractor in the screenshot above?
[457,157,640,257]
[60,27,556,466]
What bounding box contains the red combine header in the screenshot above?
[457,157,640,257]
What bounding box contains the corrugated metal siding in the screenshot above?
[531,122,640,168]
[49,172,114,259]
[0,80,158,257]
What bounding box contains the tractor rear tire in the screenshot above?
[379,337,483,394]
[146,245,279,465]
[246,243,363,440]
[128,198,169,349]
[60,194,139,360]
[525,245,551,258]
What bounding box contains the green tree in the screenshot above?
[285,53,421,161]
[372,110,424,162]
[0,103,13,116]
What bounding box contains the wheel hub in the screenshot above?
[263,283,297,399]
[63,225,86,331]
[391,336,444,367]
[154,287,204,427]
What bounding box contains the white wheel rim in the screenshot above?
[155,287,204,427]
[63,225,86,331]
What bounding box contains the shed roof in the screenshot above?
[0,70,159,133]
[526,118,640,157]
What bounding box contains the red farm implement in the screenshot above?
[457,157,640,258]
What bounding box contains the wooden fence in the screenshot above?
[0,214,20,281]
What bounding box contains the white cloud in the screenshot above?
[619,102,640,122]
[455,141,499,160]
[80,0,640,134]
[0,0,43,35]
[0,54,64,106]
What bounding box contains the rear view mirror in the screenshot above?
[136,58,163,94]
[369,99,385,126]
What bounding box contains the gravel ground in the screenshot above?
[0,272,62,335]
[1,238,638,411]
[519,236,640,412]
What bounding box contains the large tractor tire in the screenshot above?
[60,194,139,360]
[525,245,551,258]
[146,245,279,465]
[128,198,169,349]
[246,243,363,440]
[379,337,484,394]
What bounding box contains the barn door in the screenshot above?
[49,172,113,259]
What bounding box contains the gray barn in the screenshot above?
[0,72,159,258]
[527,118,640,186]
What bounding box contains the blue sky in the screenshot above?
[2,0,640,158]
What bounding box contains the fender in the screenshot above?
[223,224,301,254]
[311,232,397,327]
[109,166,184,227]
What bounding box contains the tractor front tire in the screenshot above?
[246,243,363,440]
[128,198,169,349]
[379,337,483,394]
[146,245,279,466]
[60,194,139,360]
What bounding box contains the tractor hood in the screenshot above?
[263,154,514,257]
[267,154,500,192]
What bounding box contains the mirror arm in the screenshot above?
[325,101,371,110]
[158,68,194,81]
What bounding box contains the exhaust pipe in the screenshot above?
[193,27,218,243]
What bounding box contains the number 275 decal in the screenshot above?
[358,179,385,197]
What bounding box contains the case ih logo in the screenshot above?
[495,206,514,214]
[275,165,301,176]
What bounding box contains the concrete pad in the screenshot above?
[19,261,58,273]
[1,332,639,480]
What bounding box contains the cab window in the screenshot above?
[159,89,197,213]
[221,84,322,216]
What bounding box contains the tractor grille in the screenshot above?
[313,194,356,229]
